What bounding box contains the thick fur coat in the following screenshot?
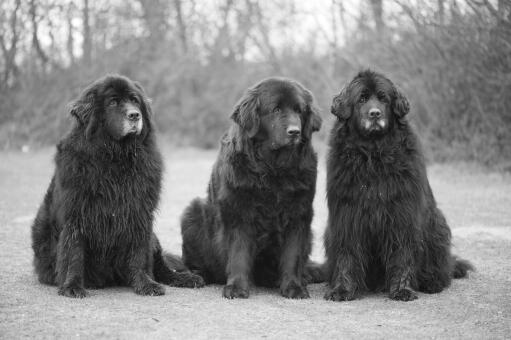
[180,78,323,299]
[31,75,204,298]
[324,70,472,302]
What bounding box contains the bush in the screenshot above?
[0,2,509,169]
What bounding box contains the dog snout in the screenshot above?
[287,126,301,137]
[368,108,382,119]
[127,110,141,121]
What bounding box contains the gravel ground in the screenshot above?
[0,146,510,339]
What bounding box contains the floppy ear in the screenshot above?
[132,80,154,140]
[302,103,323,140]
[230,89,260,138]
[309,104,322,132]
[70,90,95,125]
[70,86,98,139]
[133,81,153,117]
[392,88,410,118]
[291,82,322,137]
[331,86,352,121]
[302,89,322,136]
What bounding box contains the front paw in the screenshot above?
[223,284,249,299]
[135,282,165,296]
[280,280,310,299]
[389,287,418,301]
[171,271,206,288]
[58,284,88,298]
[324,286,357,302]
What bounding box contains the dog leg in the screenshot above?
[223,229,253,299]
[324,251,362,301]
[129,241,165,296]
[279,230,310,299]
[387,249,418,301]
[32,210,57,285]
[56,227,88,298]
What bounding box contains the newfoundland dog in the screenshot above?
[31,75,204,298]
[179,78,323,299]
[324,70,473,302]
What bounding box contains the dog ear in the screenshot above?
[70,86,98,139]
[293,82,322,137]
[133,81,153,117]
[331,87,351,120]
[392,88,410,118]
[309,104,322,132]
[70,90,95,125]
[132,80,154,141]
[302,88,322,136]
[230,89,260,138]
[302,104,323,140]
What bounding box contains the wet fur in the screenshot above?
[324,70,473,302]
[31,74,204,298]
[180,78,323,299]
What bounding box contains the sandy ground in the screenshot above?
[0,146,510,339]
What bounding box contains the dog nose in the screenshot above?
[287,126,301,137]
[127,111,140,121]
[368,108,381,118]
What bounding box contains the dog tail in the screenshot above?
[452,256,474,279]
[304,261,326,283]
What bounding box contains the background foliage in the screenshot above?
[0,0,510,167]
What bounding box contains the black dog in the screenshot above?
[179,78,323,299]
[324,70,473,302]
[31,75,204,298]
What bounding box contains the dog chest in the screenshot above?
[55,158,160,246]
[220,188,310,237]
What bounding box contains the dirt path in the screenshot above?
[0,147,510,339]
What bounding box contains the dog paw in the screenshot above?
[280,281,310,299]
[58,285,88,298]
[172,272,206,288]
[135,282,165,296]
[389,287,418,301]
[324,287,357,302]
[223,284,249,299]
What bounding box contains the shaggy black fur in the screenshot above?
[31,74,204,298]
[324,70,473,302]
[180,78,323,299]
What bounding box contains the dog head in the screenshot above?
[331,70,409,138]
[70,74,153,142]
[230,77,322,150]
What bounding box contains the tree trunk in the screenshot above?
[173,0,188,54]
[67,3,75,65]
[437,0,445,25]
[0,0,21,88]
[29,0,49,70]
[139,0,168,43]
[369,0,384,33]
[82,0,92,65]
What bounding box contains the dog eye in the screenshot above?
[130,95,139,104]
[108,99,118,106]
[378,94,388,102]
[273,108,281,114]
[359,96,367,103]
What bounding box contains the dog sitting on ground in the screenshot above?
[178,78,323,299]
[324,70,473,302]
[31,75,204,298]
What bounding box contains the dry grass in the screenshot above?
[0,146,510,339]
